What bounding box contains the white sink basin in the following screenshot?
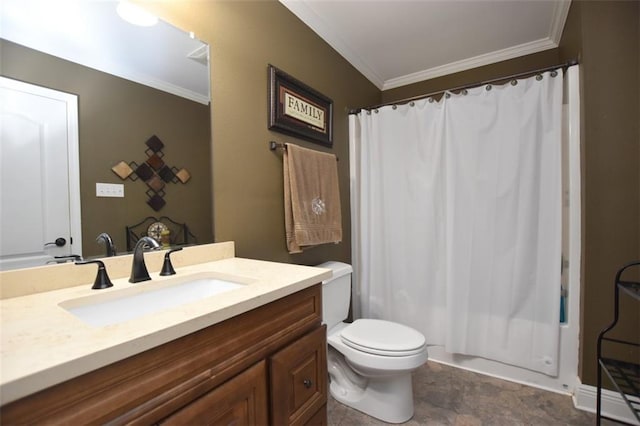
[59,273,250,327]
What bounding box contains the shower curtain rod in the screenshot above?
[349,59,578,114]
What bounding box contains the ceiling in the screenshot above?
[280,0,571,90]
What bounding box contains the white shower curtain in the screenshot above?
[349,71,563,376]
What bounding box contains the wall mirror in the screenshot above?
[1,0,213,270]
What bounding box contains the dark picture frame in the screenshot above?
[268,64,333,147]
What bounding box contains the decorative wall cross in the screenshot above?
[111,135,191,211]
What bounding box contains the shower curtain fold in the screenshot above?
[349,71,563,376]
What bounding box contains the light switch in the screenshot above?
[96,183,124,198]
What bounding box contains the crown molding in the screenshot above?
[103,67,210,105]
[382,37,559,91]
[549,0,572,44]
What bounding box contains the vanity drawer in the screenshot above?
[270,325,327,426]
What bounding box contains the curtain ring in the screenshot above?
[392,105,397,110]
[374,109,379,114]
[461,89,468,96]
[409,101,415,107]
[445,93,451,99]
[428,97,434,103]
[536,74,543,81]
[550,70,558,78]
[510,80,518,86]
[485,84,492,91]
[366,110,371,115]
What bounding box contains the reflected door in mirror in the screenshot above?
[0,77,82,270]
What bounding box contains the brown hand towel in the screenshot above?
[283,143,342,253]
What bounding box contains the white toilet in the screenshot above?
[317,261,428,424]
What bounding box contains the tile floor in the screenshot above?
[327,361,615,425]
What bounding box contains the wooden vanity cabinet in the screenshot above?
[0,284,327,425]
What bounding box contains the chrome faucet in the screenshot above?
[129,237,161,283]
[96,232,116,257]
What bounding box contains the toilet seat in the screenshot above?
[340,319,426,357]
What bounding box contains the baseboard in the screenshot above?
[573,380,639,425]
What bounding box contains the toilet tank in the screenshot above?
[316,261,353,330]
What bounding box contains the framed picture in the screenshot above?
[268,64,333,147]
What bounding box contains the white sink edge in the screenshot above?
[58,272,253,327]
[58,271,255,309]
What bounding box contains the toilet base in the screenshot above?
[330,374,414,423]
[328,349,414,423]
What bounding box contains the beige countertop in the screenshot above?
[0,244,331,406]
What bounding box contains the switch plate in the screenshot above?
[96,183,124,198]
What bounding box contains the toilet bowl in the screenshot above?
[317,261,428,424]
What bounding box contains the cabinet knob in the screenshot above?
[303,379,313,389]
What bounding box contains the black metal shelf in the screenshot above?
[596,261,640,425]
[618,281,640,301]
[599,357,640,421]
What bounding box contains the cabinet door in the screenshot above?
[160,361,268,426]
[270,325,327,426]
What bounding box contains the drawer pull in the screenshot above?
[303,379,313,389]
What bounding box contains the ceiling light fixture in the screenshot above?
[116,0,158,27]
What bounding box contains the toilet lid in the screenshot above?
[340,319,426,357]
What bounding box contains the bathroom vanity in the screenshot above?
[0,243,331,425]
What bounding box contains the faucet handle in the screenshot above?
[160,247,183,276]
[76,260,113,290]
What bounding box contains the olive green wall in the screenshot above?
[146,0,380,265]
[150,0,638,388]
[1,39,213,258]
